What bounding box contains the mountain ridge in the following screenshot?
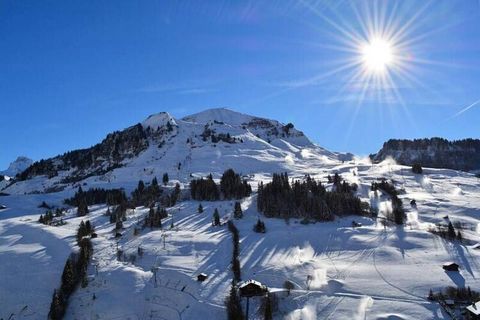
[372,137,480,171]
[3,108,337,195]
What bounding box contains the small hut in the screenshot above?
[466,301,480,319]
[197,273,208,282]
[238,280,268,297]
[443,262,459,272]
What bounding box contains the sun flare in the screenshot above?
[361,38,394,73]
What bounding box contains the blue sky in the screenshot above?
[1,0,480,169]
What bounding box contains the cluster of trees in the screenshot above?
[48,223,94,320]
[39,209,65,226]
[131,178,162,207]
[257,173,368,221]
[220,169,252,200]
[200,126,237,144]
[20,123,149,182]
[65,187,127,207]
[382,137,480,152]
[77,200,89,217]
[161,183,181,207]
[228,221,241,282]
[77,220,94,245]
[190,175,219,201]
[17,158,57,180]
[373,138,480,171]
[429,221,463,242]
[190,169,252,201]
[371,180,405,225]
[64,187,128,217]
[107,204,127,228]
[144,206,168,228]
[225,221,244,320]
[428,286,480,303]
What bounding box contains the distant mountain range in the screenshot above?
[3,111,479,196]
[0,156,33,177]
[371,137,480,172]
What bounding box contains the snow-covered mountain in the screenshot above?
[5,108,338,194]
[0,156,33,177]
[1,108,480,320]
[372,138,480,171]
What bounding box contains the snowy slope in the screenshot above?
[1,108,480,320]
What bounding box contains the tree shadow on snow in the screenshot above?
[444,270,465,288]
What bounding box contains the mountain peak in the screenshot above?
[182,107,255,125]
[1,156,33,177]
[142,112,177,130]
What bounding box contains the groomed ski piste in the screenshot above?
[1,108,480,319]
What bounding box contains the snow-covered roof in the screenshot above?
[239,279,265,289]
[467,301,480,315]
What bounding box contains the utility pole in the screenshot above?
[151,266,158,287]
[161,232,168,249]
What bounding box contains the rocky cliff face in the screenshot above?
[372,137,480,171]
[0,156,33,177]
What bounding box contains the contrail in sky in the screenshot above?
[448,98,480,120]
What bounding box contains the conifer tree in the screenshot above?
[226,281,244,320]
[412,163,423,174]
[213,209,220,226]
[85,220,92,234]
[447,221,456,240]
[48,289,65,320]
[253,219,266,233]
[457,230,463,242]
[77,221,87,245]
[61,257,76,295]
[198,203,204,213]
[233,202,243,219]
[263,293,273,320]
[163,173,169,186]
[77,199,89,217]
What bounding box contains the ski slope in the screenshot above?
[1,109,480,319]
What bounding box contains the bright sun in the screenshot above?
[361,38,394,73]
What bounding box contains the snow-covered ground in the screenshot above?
[1,158,479,319]
[1,109,480,319]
